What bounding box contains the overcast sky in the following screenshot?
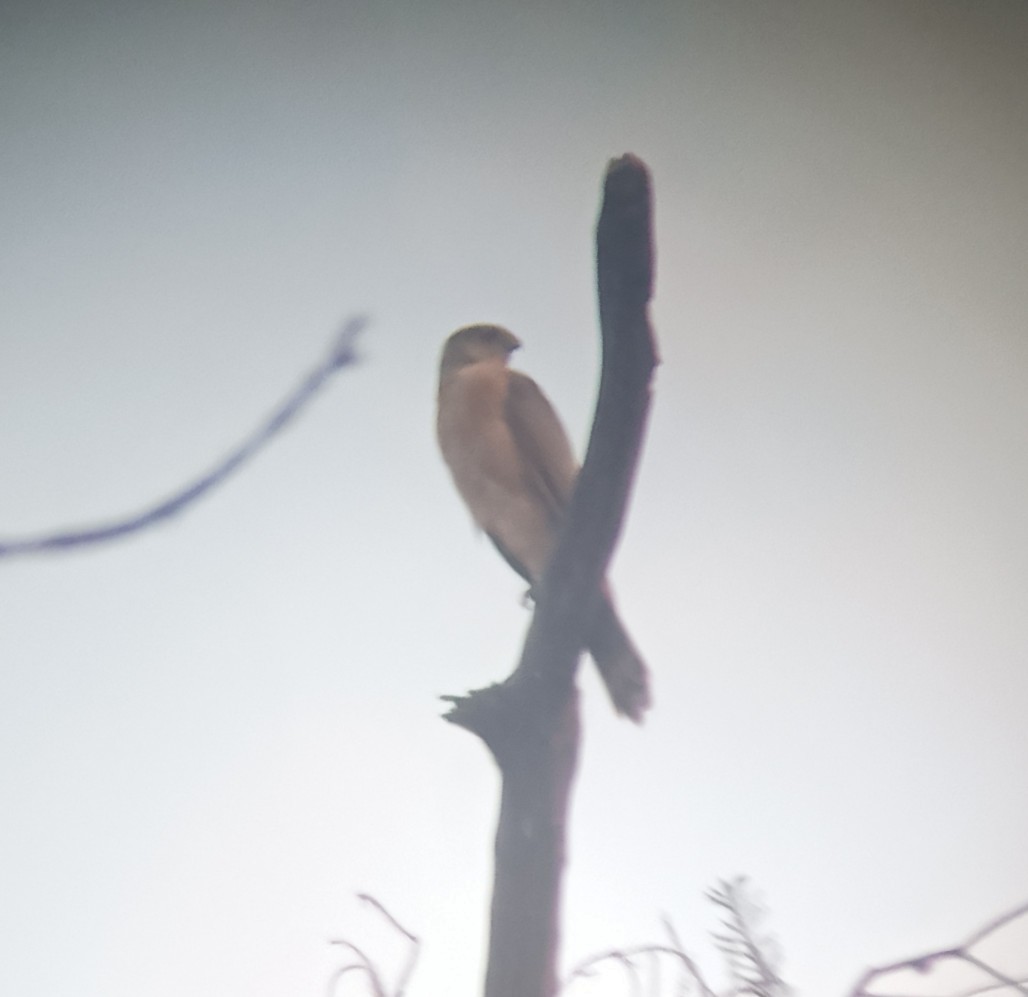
[2,2,1027,995]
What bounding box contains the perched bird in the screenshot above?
[436,324,651,722]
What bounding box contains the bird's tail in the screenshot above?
[587,590,651,723]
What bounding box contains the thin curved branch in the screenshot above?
[848,900,1028,997]
[662,914,719,997]
[326,963,381,997]
[326,939,386,997]
[563,944,711,995]
[356,893,420,996]
[963,902,1028,949]
[0,314,366,559]
[325,894,418,997]
[957,954,1028,997]
[947,977,1028,997]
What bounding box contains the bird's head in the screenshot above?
[440,324,521,374]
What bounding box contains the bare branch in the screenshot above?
[445,155,657,746]
[325,964,379,997]
[946,977,1028,997]
[707,878,789,997]
[443,155,657,997]
[963,902,1028,950]
[0,314,366,560]
[326,940,386,997]
[847,900,1028,997]
[958,954,1028,997]
[525,153,658,672]
[356,893,420,996]
[327,893,419,997]
[564,941,723,997]
[565,945,695,990]
[662,915,719,997]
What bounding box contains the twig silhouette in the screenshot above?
[355,893,419,997]
[563,942,713,996]
[325,940,387,997]
[0,315,366,559]
[847,900,1028,997]
[562,912,727,996]
[326,893,420,997]
[661,914,719,997]
[708,877,789,997]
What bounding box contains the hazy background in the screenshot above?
[2,1,1026,994]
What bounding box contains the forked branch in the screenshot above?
[444,155,657,997]
[847,900,1028,997]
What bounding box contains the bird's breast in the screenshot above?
[437,365,526,514]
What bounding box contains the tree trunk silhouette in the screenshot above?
[445,154,658,997]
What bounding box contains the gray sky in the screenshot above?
[2,2,1027,995]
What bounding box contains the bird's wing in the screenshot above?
[486,532,533,582]
[504,370,580,526]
